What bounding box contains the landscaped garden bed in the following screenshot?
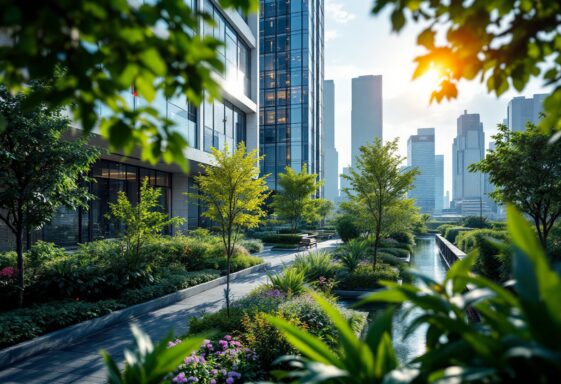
[0,231,264,348]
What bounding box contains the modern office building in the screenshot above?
[323,79,339,202]
[351,75,382,167]
[259,0,324,190]
[484,141,498,214]
[444,191,450,210]
[407,128,435,213]
[507,93,548,132]
[452,110,489,215]
[434,154,444,213]
[0,1,259,250]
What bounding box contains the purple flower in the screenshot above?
[210,369,218,376]
[173,372,188,384]
[226,378,234,384]
[187,376,199,383]
[210,380,216,384]
[224,335,232,341]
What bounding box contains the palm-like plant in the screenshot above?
[102,325,202,384]
[293,250,337,281]
[268,206,561,383]
[338,239,369,272]
[268,268,306,296]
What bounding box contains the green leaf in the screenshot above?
[140,48,167,76]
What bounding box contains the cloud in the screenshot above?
[325,29,338,42]
[325,0,356,24]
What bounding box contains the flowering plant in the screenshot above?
[0,267,15,280]
[169,335,257,384]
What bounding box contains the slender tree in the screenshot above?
[342,138,418,269]
[470,123,561,247]
[107,178,185,266]
[189,143,269,316]
[272,165,323,233]
[0,84,99,306]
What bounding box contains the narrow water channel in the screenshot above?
[341,236,448,363]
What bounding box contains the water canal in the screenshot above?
[342,235,448,363]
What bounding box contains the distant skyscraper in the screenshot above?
[351,75,382,167]
[259,0,324,190]
[407,128,435,214]
[452,110,488,215]
[434,154,444,213]
[323,80,339,202]
[507,94,548,132]
[444,191,450,210]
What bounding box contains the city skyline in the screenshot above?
[324,0,552,193]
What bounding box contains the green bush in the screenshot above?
[268,268,305,296]
[462,216,491,229]
[456,229,510,282]
[0,300,126,348]
[261,234,303,244]
[337,263,399,290]
[0,251,17,269]
[444,226,471,243]
[337,239,369,273]
[437,224,457,236]
[239,239,264,253]
[377,247,409,258]
[388,231,415,246]
[426,220,458,230]
[335,215,361,242]
[292,250,338,282]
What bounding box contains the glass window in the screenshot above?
[204,127,213,152]
[265,90,275,106]
[214,100,224,134]
[224,102,234,139]
[204,99,213,129]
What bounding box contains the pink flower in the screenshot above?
[0,267,15,279]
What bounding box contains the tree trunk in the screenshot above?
[372,227,380,271]
[16,223,24,307]
[225,248,232,318]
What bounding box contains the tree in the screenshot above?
[470,123,561,247]
[107,178,185,266]
[0,0,258,169]
[272,165,323,233]
[0,84,99,306]
[371,0,561,135]
[315,199,334,228]
[342,138,418,269]
[189,143,269,316]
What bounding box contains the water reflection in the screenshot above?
[341,236,448,364]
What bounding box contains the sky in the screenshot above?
[324,0,550,194]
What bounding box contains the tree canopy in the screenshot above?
[342,138,418,268]
[190,143,269,315]
[371,0,561,135]
[0,0,258,170]
[470,123,561,247]
[272,165,323,232]
[0,83,99,305]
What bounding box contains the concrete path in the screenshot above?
[0,240,340,383]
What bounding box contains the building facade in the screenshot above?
[0,0,260,250]
[434,154,444,213]
[259,0,324,190]
[452,110,488,215]
[407,128,435,214]
[322,79,339,202]
[507,93,548,132]
[351,75,382,167]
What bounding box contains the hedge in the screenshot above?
[456,229,510,282]
[337,264,399,290]
[261,234,303,244]
[377,247,410,258]
[444,226,472,243]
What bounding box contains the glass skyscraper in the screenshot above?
[259,0,324,190]
[407,128,436,214]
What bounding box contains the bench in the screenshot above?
[298,237,318,250]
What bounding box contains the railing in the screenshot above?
[435,234,480,322]
[435,234,466,268]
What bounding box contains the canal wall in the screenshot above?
[435,234,466,268]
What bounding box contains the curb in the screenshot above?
[0,262,269,370]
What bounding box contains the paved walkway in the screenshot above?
[0,240,340,383]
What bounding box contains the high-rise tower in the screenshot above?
[323,79,339,202]
[259,0,324,190]
[407,128,436,214]
[351,75,382,167]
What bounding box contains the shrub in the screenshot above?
[335,215,361,242]
[292,250,338,281]
[462,216,491,229]
[261,234,303,244]
[456,229,510,282]
[187,227,211,239]
[0,251,17,269]
[268,268,305,296]
[188,288,286,335]
[170,335,259,383]
[337,263,399,290]
[0,300,125,348]
[337,239,368,273]
[426,220,458,231]
[388,231,415,246]
[490,221,507,231]
[377,247,409,258]
[437,224,457,236]
[239,239,264,254]
[444,226,471,243]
